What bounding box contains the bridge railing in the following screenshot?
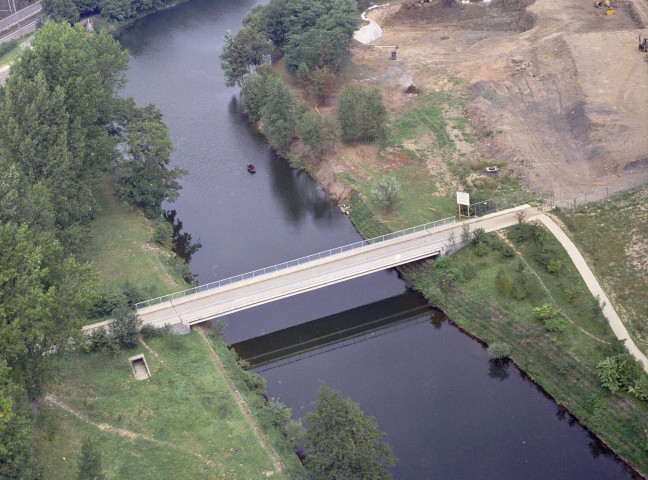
[134,215,456,310]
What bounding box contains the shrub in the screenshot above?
[211,319,228,338]
[371,176,402,211]
[244,370,266,394]
[285,419,306,449]
[615,353,642,389]
[533,303,559,321]
[140,324,165,340]
[596,357,621,393]
[85,327,118,355]
[488,342,512,359]
[109,306,142,349]
[628,375,648,402]
[263,398,292,428]
[152,220,173,249]
[543,317,568,333]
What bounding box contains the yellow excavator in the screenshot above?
[594,0,615,15]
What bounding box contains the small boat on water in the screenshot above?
[247,164,256,173]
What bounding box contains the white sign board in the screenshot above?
[456,191,470,206]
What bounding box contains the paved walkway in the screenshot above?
[534,214,648,372]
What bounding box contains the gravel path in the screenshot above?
[534,214,648,372]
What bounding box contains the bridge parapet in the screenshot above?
[135,215,457,310]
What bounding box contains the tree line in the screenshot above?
[220,0,389,160]
[42,0,167,25]
[0,22,184,478]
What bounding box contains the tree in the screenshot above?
[42,0,79,24]
[297,110,339,154]
[303,384,397,480]
[0,223,96,408]
[220,26,272,88]
[282,0,358,75]
[109,305,142,349]
[337,85,387,142]
[77,437,106,480]
[115,100,186,217]
[241,66,279,122]
[259,76,297,156]
[371,176,402,211]
[307,66,335,102]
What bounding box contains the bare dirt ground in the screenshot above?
[331,0,648,205]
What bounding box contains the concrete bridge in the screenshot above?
[91,204,530,333]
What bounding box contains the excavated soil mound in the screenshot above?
[384,0,536,33]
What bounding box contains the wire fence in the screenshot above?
[468,190,543,218]
[135,215,457,310]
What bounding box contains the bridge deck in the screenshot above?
[128,205,533,329]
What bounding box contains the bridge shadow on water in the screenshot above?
[230,292,438,372]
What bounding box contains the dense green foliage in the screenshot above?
[220,28,272,87]
[296,109,339,154]
[109,306,142,348]
[0,22,184,477]
[42,0,167,24]
[114,100,186,217]
[303,384,397,479]
[0,224,96,477]
[241,67,297,156]
[337,84,387,141]
[280,0,358,75]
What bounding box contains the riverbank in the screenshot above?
[80,176,188,323]
[344,192,648,476]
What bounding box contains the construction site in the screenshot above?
[322,0,647,206]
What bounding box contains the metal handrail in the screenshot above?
[135,215,456,309]
[142,234,453,325]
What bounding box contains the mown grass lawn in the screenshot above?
[34,332,281,480]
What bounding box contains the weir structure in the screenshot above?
[83,204,534,334]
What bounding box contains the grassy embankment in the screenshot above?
[348,195,648,474]
[35,182,306,478]
[339,85,648,474]
[555,186,648,359]
[34,331,296,479]
[79,176,187,322]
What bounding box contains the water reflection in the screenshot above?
[488,358,511,381]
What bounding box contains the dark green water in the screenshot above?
[117,2,641,477]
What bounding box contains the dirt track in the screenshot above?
[345,0,648,204]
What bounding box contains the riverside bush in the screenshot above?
[371,176,402,211]
[488,342,512,359]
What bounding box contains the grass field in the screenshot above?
[554,186,648,358]
[34,332,287,480]
[80,176,187,319]
[340,87,523,231]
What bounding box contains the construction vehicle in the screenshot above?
[640,34,648,52]
[593,0,615,15]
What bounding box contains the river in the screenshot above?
[117,1,639,478]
